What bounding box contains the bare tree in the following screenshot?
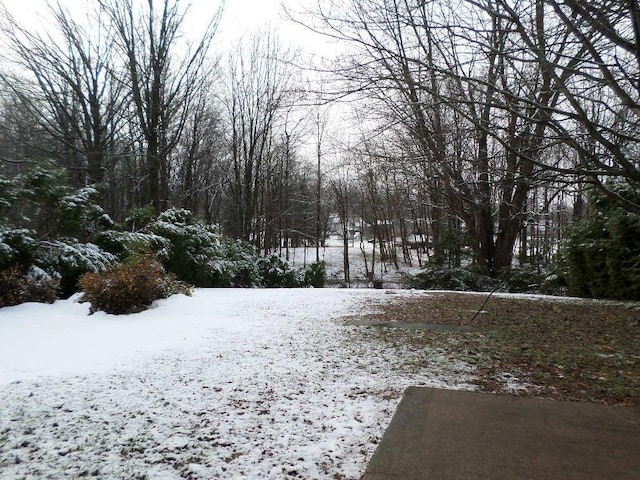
[304,0,586,274]
[0,89,52,172]
[313,104,331,261]
[171,80,227,223]
[0,2,124,186]
[222,30,298,246]
[99,0,220,214]
[491,0,640,213]
[330,171,352,285]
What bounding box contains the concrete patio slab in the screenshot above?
[362,387,640,480]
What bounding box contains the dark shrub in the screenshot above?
[502,263,551,294]
[123,206,156,232]
[79,256,191,315]
[304,261,326,288]
[149,209,261,287]
[0,229,39,271]
[256,254,301,287]
[407,264,499,292]
[56,186,114,239]
[561,185,640,300]
[0,267,60,308]
[39,239,117,298]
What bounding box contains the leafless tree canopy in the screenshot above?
[1,0,638,275]
[299,0,640,274]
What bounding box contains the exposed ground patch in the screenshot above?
[348,292,640,406]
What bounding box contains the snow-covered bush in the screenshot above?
[0,173,17,224]
[148,208,262,287]
[79,255,191,315]
[39,239,117,297]
[0,266,60,308]
[407,265,499,292]
[0,163,123,299]
[142,208,327,288]
[0,228,118,298]
[94,230,170,260]
[2,163,114,241]
[57,186,114,239]
[256,254,302,287]
[304,261,326,288]
[0,228,40,271]
[207,238,262,287]
[6,163,72,235]
[150,208,225,286]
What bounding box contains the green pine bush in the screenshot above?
[561,184,640,300]
[256,254,301,287]
[407,264,499,292]
[149,208,262,287]
[304,261,326,288]
[0,228,40,270]
[39,239,117,298]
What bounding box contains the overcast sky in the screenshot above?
[0,0,332,56]
[1,0,283,26]
[0,0,347,150]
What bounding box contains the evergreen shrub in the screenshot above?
[95,207,325,289]
[502,263,557,294]
[407,262,562,295]
[0,228,39,270]
[559,182,640,300]
[407,265,499,292]
[256,254,301,287]
[0,266,60,308]
[79,256,191,315]
[56,186,114,239]
[304,261,326,288]
[40,239,117,298]
[123,206,156,232]
[207,239,262,287]
[562,208,640,300]
[0,164,120,299]
[148,208,262,287]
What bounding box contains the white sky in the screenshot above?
[0,0,349,157]
[0,0,282,26]
[0,0,333,56]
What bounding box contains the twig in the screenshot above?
[470,281,505,324]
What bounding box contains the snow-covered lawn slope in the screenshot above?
[0,289,473,479]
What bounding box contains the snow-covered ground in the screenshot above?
[282,236,424,288]
[0,288,473,480]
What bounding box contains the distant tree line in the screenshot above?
[302,0,640,298]
[1,0,639,299]
[0,0,319,255]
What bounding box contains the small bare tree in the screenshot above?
[330,164,354,285]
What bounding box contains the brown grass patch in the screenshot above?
[357,292,640,406]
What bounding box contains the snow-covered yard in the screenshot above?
[0,288,474,479]
[283,237,424,289]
